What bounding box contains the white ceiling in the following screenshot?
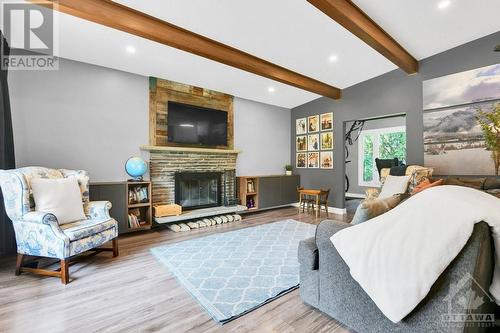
[10,0,500,108]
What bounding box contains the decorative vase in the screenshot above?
[285,170,292,176]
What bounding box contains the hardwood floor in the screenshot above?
[0,207,351,333]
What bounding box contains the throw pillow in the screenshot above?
[31,178,86,224]
[411,178,444,195]
[378,175,411,199]
[351,193,409,225]
[406,166,434,193]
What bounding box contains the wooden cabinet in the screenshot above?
[238,175,299,211]
[90,181,152,235]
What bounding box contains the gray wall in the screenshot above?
[234,97,290,176]
[9,58,150,181]
[8,57,291,182]
[291,31,500,209]
[345,115,406,196]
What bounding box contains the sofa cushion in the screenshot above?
[351,194,409,225]
[411,178,444,195]
[406,166,434,193]
[60,217,117,241]
[31,178,86,224]
[378,175,411,199]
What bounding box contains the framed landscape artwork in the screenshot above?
[308,152,319,168]
[320,112,333,130]
[321,132,333,150]
[423,63,500,175]
[296,153,306,168]
[308,134,319,151]
[296,117,307,135]
[320,151,333,169]
[308,115,319,133]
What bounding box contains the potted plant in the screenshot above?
[285,164,293,176]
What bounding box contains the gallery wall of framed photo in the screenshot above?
[295,112,333,169]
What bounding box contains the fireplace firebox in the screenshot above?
[175,172,222,210]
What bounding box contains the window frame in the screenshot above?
[357,126,406,188]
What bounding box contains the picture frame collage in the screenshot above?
[296,112,333,169]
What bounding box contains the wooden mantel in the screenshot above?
[140,145,241,154]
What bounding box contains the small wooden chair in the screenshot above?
[314,189,330,217]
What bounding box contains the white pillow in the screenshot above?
[378,175,411,199]
[31,178,86,224]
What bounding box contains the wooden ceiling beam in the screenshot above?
[308,0,419,74]
[33,0,342,99]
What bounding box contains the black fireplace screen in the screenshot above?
[175,172,222,210]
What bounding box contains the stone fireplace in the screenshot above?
[144,146,239,210]
[175,171,222,210]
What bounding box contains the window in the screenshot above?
[358,126,406,187]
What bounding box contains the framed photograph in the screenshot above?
[308,152,319,168]
[321,132,333,150]
[308,115,319,133]
[307,134,319,151]
[320,112,333,130]
[320,151,333,169]
[296,135,307,152]
[296,117,307,134]
[296,153,307,168]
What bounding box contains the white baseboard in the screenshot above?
[291,202,347,215]
[345,192,366,199]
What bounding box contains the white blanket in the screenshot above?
[331,185,500,323]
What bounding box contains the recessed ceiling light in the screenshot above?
[126,46,136,54]
[437,0,451,10]
[328,55,338,63]
[268,87,275,93]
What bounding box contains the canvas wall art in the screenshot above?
[296,135,307,152]
[308,134,319,151]
[320,112,333,130]
[321,132,333,150]
[308,115,319,133]
[423,63,500,175]
[320,151,333,169]
[296,153,306,168]
[308,152,319,168]
[296,118,307,135]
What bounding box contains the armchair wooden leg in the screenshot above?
[112,238,119,258]
[15,254,24,276]
[60,260,69,285]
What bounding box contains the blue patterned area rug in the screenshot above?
[150,219,316,324]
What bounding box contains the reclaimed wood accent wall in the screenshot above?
[149,77,234,149]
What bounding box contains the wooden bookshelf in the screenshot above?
[238,177,259,210]
[126,181,152,232]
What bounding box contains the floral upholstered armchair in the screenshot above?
[0,167,119,284]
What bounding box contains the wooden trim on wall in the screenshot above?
[37,0,342,99]
[149,78,234,149]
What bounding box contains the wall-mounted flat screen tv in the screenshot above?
[167,101,228,147]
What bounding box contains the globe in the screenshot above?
[125,157,148,180]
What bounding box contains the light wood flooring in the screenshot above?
[0,207,351,333]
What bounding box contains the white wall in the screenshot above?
[8,58,291,181]
[234,97,291,176]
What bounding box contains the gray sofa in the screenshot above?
[298,220,498,333]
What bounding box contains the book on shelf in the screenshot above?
[246,179,255,193]
[128,186,149,205]
[128,208,147,229]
